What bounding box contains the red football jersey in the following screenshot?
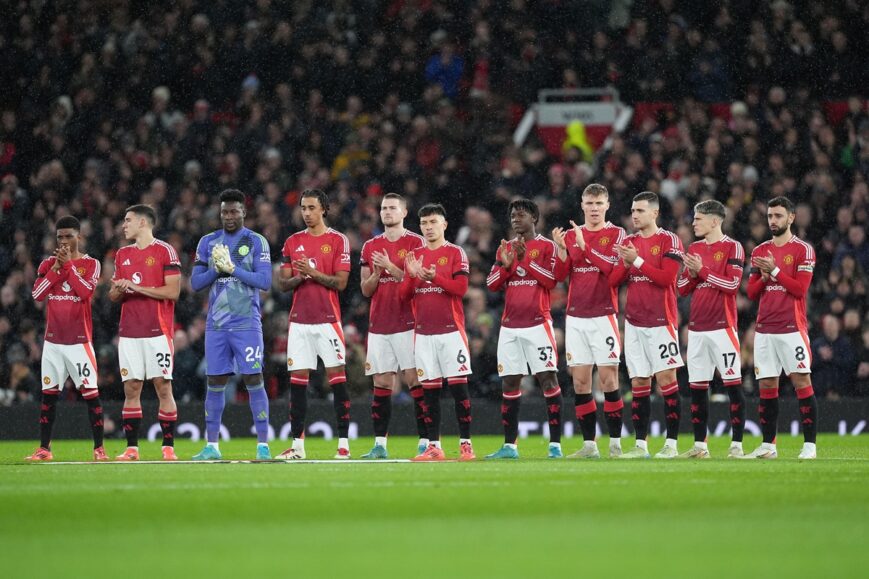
[281,228,351,324]
[32,255,100,345]
[403,242,469,336]
[360,230,424,334]
[747,236,814,334]
[554,222,625,318]
[113,239,181,338]
[610,228,683,328]
[677,236,744,332]
[487,235,557,328]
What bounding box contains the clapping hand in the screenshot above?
[682,253,703,277]
[212,244,235,274]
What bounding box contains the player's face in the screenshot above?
[630,200,658,230]
[419,213,447,243]
[122,212,144,240]
[220,201,245,233]
[767,206,794,237]
[692,212,717,238]
[510,207,536,236]
[300,196,325,228]
[380,199,407,227]
[56,228,79,254]
[581,194,609,226]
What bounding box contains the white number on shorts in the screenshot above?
[76,362,91,377]
[605,336,616,351]
[658,342,678,359]
[156,353,171,368]
[537,346,554,361]
[244,346,262,362]
[722,352,736,368]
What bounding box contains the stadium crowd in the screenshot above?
[1,0,868,406]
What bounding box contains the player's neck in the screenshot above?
[704,230,724,244]
[307,223,328,236]
[771,230,794,247]
[638,223,658,238]
[426,237,446,250]
[383,225,405,242]
[135,232,154,249]
[584,221,605,232]
[517,230,536,241]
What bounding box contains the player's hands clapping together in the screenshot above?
[405,253,423,278]
[212,244,235,274]
[752,251,776,280]
[293,256,316,279]
[514,237,526,262]
[371,250,401,278]
[615,241,638,266]
[682,253,703,278]
[52,246,70,272]
[499,239,516,268]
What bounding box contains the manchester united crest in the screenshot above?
[287,358,294,367]
[121,368,129,377]
[397,249,408,259]
[145,256,156,266]
[437,256,448,266]
[497,364,504,373]
[76,266,86,275]
[714,251,725,262]
[599,236,610,246]
[650,246,661,255]
[365,362,372,371]
[529,249,540,259]
[783,255,794,265]
[417,369,424,377]
[43,376,51,385]
[321,244,332,254]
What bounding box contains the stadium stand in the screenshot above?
[0,0,867,406]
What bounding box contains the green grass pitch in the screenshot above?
[1,435,867,578]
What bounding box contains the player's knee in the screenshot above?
[243,374,265,388]
[631,377,651,389]
[123,380,143,398]
[599,371,618,392]
[572,375,591,393]
[656,369,677,385]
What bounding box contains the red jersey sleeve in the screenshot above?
[32,258,65,301]
[66,258,100,300]
[334,233,351,273]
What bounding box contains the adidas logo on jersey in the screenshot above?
[457,364,468,372]
[667,357,678,365]
[797,362,806,369]
[608,352,618,359]
[725,368,736,376]
[545,361,554,368]
[122,259,131,265]
[296,244,305,251]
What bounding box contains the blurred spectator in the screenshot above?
[811,316,857,398]
[0,0,865,401]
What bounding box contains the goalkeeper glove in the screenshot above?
[211,244,235,274]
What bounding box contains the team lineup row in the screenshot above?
[24,186,818,462]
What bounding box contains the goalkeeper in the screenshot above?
[190,189,274,460]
